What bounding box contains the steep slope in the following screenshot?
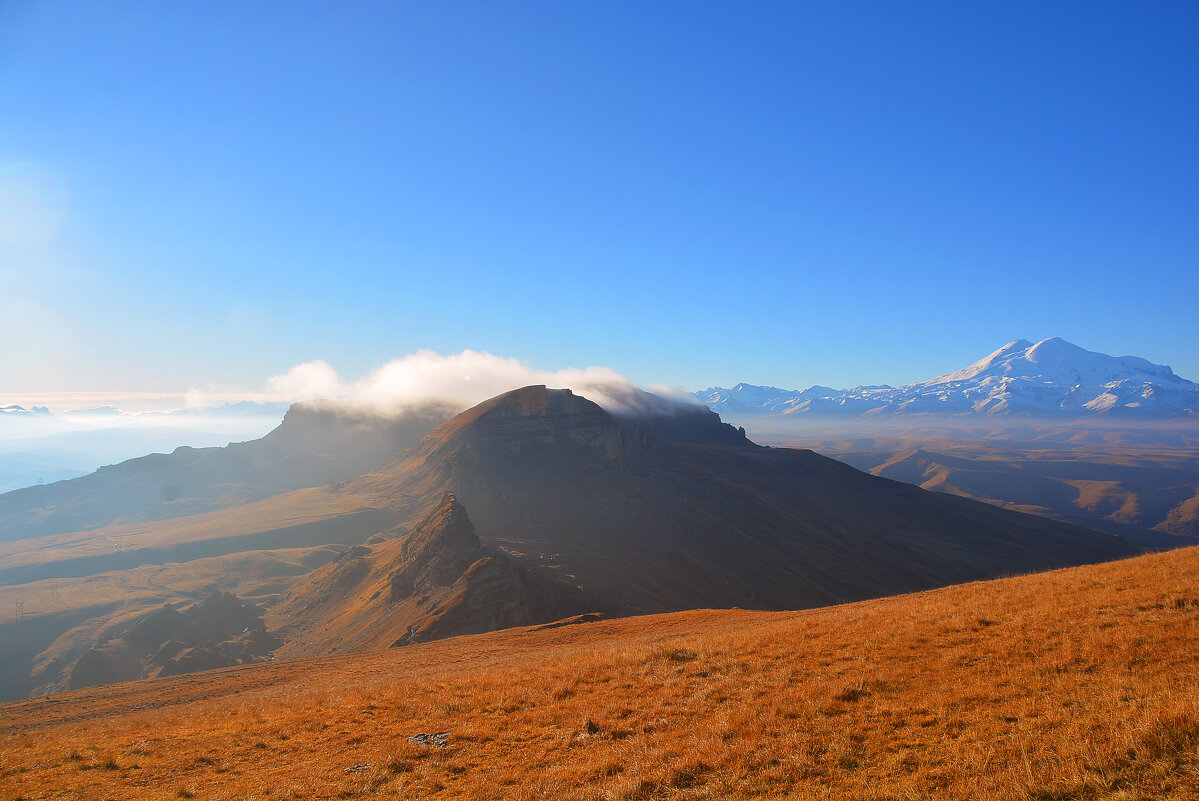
[339,385,1135,616]
[0,400,454,542]
[270,491,587,656]
[697,337,1199,421]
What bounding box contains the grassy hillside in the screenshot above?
[3,547,1197,800]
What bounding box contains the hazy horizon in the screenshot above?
[2,333,1196,421]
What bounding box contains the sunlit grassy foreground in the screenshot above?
[2,547,1197,800]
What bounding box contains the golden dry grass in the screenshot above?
[2,547,1198,800]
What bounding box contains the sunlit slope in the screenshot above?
[0,482,390,584]
[3,546,1197,800]
[0,401,451,543]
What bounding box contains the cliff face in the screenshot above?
[269,491,588,657]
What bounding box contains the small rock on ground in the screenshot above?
[408,732,450,747]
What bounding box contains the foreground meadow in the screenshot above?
[2,547,1197,800]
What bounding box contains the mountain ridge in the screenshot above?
[697,337,1198,421]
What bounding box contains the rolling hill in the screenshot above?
[2,544,1195,800]
[819,438,1199,547]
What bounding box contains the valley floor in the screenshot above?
[2,547,1198,800]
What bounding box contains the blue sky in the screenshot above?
[1,0,1196,398]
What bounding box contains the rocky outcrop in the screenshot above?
[269,492,589,656]
[388,493,486,599]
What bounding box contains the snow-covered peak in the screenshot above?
[925,339,1032,383]
[696,338,1198,422]
[926,337,1192,389]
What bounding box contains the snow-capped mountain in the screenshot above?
[696,338,1199,421]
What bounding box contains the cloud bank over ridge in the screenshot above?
[3,351,692,438]
[266,350,666,414]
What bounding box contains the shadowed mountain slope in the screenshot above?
[270,491,587,656]
[335,386,1136,617]
[34,591,277,697]
[0,401,454,542]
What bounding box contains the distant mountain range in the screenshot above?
[0,401,452,542]
[696,338,1199,422]
[0,401,291,493]
[0,400,289,422]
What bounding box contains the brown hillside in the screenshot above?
[2,546,1197,800]
[341,386,1136,615]
[795,433,1199,547]
[42,591,277,695]
[269,491,587,657]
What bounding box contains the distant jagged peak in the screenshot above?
[1026,336,1087,361]
[927,338,1038,384]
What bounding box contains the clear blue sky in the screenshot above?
[2,0,1196,395]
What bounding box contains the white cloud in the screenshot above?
[4,351,684,434]
[264,349,643,413]
[266,360,346,400]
